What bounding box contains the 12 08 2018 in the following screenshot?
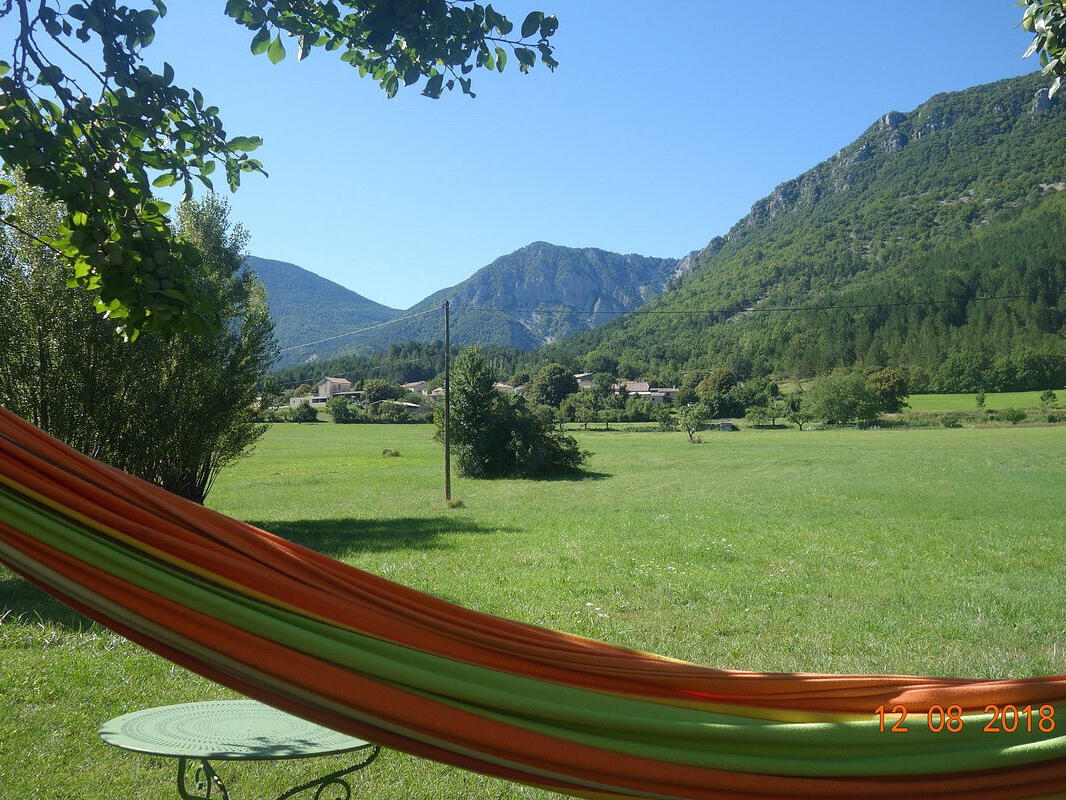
[875,704,1056,733]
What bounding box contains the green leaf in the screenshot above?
[521,11,543,38]
[0,61,10,77]
[224,0,244,17]
[495,47,507,72]
[422,73,444,98]
[515,47,536,68]
[38,65,63,85]
[268,34,286,64]
[250,27,270,55]
[227,135,263,152]
[297,35,312,61]
[152,173,177,187]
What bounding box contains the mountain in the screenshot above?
[245,256,400,368]
[543,72,1066,389]
[376,242,681,350]
[255,243,680,367]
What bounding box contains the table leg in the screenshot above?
[177,757,231,800]
[274,746,381,800]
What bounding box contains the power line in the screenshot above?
[277,307,442,353]
[455,294,1029,316]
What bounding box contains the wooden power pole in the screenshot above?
[443,300,451,503]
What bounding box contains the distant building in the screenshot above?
[610,381,678,405]
[289,395,327,408]
[315,376,353,397]
[493,382,521,394]
[615,380,651,394]
[573,372,595,389]
[401,380,428,395]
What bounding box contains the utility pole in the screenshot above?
[443,300,451,503]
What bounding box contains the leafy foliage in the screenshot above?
[0,0,558,334]
[0,180,277,502]
[1021,0,1066,97]
[289,400,318,422]
[436,348,586,478]
[527,362,578,407]
[325,395,357,423]
[801,373,882,426]
[675,404,709,443]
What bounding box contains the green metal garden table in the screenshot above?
[99,700,380,800]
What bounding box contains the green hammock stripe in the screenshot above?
[5,485,1066,779]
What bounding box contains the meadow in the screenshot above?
[3,422,1066,799]
[904,390,1055,411]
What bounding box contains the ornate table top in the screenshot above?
[99,700,373,761]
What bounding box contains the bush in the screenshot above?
[652,405,676,432]
[802,372,881,426]
[1041,389,1059,407]
[437,348,588,478]
[326,396,358,423]
[994,407,1028,425]
[290,401,318,423]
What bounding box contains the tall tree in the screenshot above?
[0,1,559,333]
[528,362,578,407]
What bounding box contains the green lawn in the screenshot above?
[3,423,1066,798]
[905,389,1059,411]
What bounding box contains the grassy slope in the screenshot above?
[906,390,1056,411]
[3,424,1066,798]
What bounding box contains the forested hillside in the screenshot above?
[544,72,1066,390]
[247,256,399,368]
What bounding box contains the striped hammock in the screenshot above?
[2,405,1066,799]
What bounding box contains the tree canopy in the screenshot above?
[0,0,559,335]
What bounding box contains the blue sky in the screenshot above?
[142,2,1039,308]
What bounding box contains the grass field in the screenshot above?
[905,390,1059,411]
[3,423,1066,798]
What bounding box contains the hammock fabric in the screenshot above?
[3,407,1066,799]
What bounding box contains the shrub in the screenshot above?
[437,348,587,477]
[326,396,358,423]
[995,407,1027,425]
[652,405,676,432]
[1041,389,1059,407]
[290,401,318,423]
[940,412,965,429]
[802,372,881,426]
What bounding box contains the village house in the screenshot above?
[573,372,595,389]
[315,376,352,397]
[611,380,679,405]
[401,380,428,395]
